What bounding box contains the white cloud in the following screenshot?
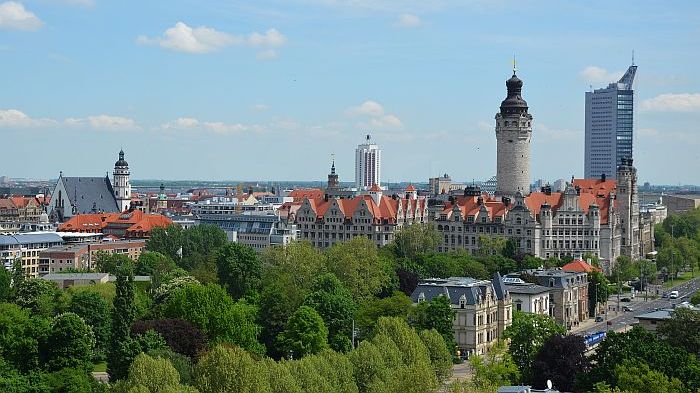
[0,2,43,31]
[348,100,403,130]
[349,100,385,117]
[395,13,422,28]
[0,109,56,127]
[640,93,700,112]
[579,66,623,85]
[256,49,278,60]
[137,22,287,55]
[251,104,268,111]
[369,114,403,129]
[87,115,139,131]
[160,117,259,135]
[248,28,286,47]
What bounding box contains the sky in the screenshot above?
[1,0,699,184]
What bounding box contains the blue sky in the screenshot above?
[1,0,699,184]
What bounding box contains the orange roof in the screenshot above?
[369,184,382,192]
[59,210,172,238]
[562,259,602,273]
[405,184,416,192]
[288,189,325,202]
[303,194,424,223]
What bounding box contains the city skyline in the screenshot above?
[1,1,699,184]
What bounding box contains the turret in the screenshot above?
[113,150,131,212]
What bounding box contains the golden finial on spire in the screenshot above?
[512,53,517,75]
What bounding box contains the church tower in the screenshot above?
[495,65,533,197]
[113,150,132,212]
[327,157,339,190]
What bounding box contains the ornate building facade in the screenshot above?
[295,184,428,249]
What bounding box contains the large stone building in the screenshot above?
[507,268,588,330]
[296,185,427,249]
[495,68,533,197]
[410,274,512,357]
[197,213,298,252]
[48,150,132,221]
[433,177,622,269]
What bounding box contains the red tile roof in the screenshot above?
[303,194,426,223]
[288,189,325,202]
[369,184,382,192]
[59,210,172,238]
[562,259,602,273]
[405,184,416,192]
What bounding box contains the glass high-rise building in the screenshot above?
[584,64,637,179]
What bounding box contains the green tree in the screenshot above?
[135,251,177,287]
[146,224,185,263]
[94,252,133,275]
[0,265,11,301]
[215,242,261,300]
[0,303,51,373]
[470,340,520,388]
[590,326,700,392]
[392,223,440,261]
[476,236,507,257]
[45,312,95,372]
[147,348,195,386]
[69,291,111,360]
[113,353,194,393]
[412,294,456,349]
[419,329,453,382]
[108,264,139,381]
[503,311,565,382]
[355,291,413,338]
[261,241,326,308]
[12,278,66,317]
[613,360,685,393]
[691,291,700,306]
[194,345,270,393]
[588,271,611,316]
[278,306,329,358]
[656,307,700,356]
[260,358,302,393]
[348,340,387,393]
[303,273,356,352]
[162,283,263,355]
[531,334,590,392]
[324,237,392,302]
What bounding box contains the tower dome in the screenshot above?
[115,150,129,167]
[500,73,528,114]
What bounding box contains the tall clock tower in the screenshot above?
[113,150,132,212]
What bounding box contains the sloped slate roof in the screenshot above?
[0,233,64,246]
[61,176,119,214]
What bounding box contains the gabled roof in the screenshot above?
[369,184,382,192]
[562,259,602,273]
[60,176,119,214]
[288,189,324,202]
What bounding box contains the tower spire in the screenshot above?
[512,53,517,75]
[632,49,635,66]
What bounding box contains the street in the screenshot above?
[573,275,700,335]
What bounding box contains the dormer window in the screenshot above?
[459,294,467,309]
[418,293,426,303]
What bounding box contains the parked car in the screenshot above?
[670,291,679,299]
[662,292,669,298]
[622,306,634,312]
[621,297,631,302]
[595,316,604,322]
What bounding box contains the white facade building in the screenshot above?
[355,134,381,191]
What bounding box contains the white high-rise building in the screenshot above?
[113,150,132,212]
[355,134,381,191]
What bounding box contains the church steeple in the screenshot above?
[327,155,339,189]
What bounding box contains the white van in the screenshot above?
[669,290,679,299]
